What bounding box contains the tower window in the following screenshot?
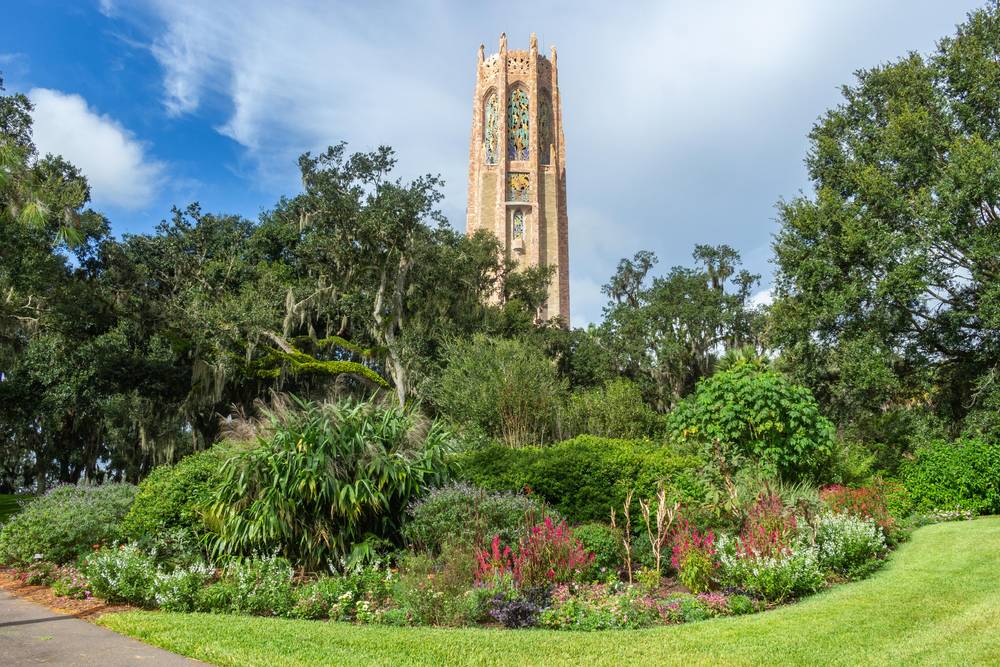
[507,173,530,202]
[484,92,499,165]
[539,90,553,165]
[512,208,526,240]
[507,87,530,161]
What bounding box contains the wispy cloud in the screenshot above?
[29,88,165,209]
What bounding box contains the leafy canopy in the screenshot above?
[666,363,835,481]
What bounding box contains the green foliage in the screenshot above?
[571,522,623,575]
[434,335,567,447]
[122,444,238,542]
[403,482,554,554]
[770,3,1000,448]
[537,587,660,630]
[222,556,297,617]
[564,378,663,439]
[902,439,1000,514]
[0,494,26,524]
[454,436,704,524]
[814,512,886,577]
[666,364,836,481]
[82,544,158,606]
[206,398,454,570]
[0,483,136,565]
[394,544,483,626]
[153,563,215,612]
[290,569,395,621]
[677,547,716,594]
[718,543,825,602]
[600,246,762,411]
[251,345,389,387]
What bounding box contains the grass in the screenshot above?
[0,494,26,524]
[99,517,1000,666]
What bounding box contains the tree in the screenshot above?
[601,246,761,411]
[770,3,1000,458]
[666,363,836,482]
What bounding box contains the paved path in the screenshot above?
[0,589,207,666]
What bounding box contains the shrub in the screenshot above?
[291,568,396,621]
[455,436,704,523]
[153,563,215,612]
[726,593,756,615]
[813,512,885,577]
[140,527,205,570]
[82,544,157,606]
[474,518,593,590]
[403,483,554,554]
[670,520,717,593]
[564,378,663,440]
[434,335,567,447]
[122,444,237,542]
[489,594,542,628]
[205,398,454,570]
[0,483,137,565]
[572,522,622,575]
[395,545,482,627]
[666,364,835,481]
[902,439,1000,515]
[737,492,799,559]
[511,518,593,588]
[194,579,239,613]
[718,539,824,602]
[223,555,296,616]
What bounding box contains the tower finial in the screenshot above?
[499,32,507,53]
[530,32,538,52]
[550,45,557,65]
[478,43,484,63]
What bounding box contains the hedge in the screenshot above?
[453,436,705,523]
[902,439,1000,514]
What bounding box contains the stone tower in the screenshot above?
[466,32,570,323]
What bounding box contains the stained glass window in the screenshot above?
[483,92,499,165]
[507,173,530,202]
[512,209,525,240]
[507,87,530,161]
[539,91,553,165]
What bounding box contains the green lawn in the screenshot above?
[99,517,1000,666]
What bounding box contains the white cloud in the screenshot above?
[28,88,164,210]
[122,0,977,324]
[750,288,774,308]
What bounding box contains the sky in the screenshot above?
[0,0,984,327]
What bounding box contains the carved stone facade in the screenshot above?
[466,32,570,323]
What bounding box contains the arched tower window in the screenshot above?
[483,92,499,165]
[539,90,553,165]
[507,87,530,161]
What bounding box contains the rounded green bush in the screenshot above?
[0,483,137,565]
[121,443,239,541]
[403,482,555,554]
[572,522,623,574]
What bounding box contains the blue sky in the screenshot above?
[1,1,983,326]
